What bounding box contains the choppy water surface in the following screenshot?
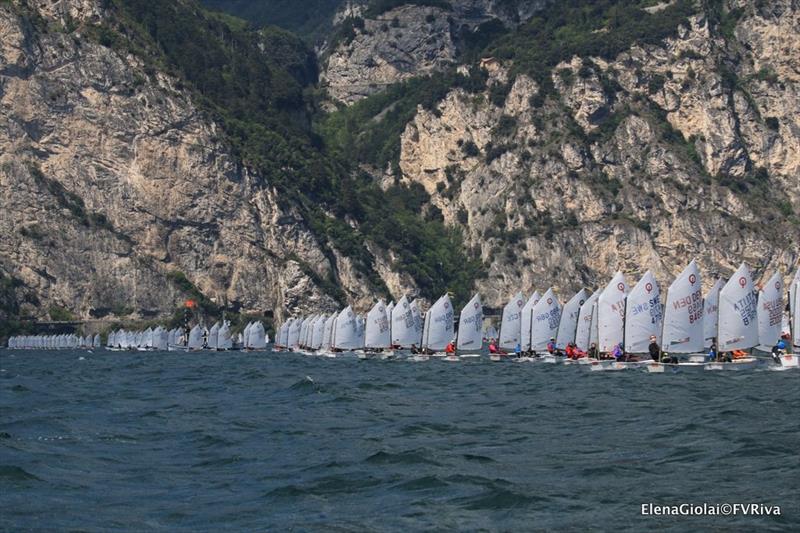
[1,350,798,531]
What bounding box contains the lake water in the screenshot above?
[1,350,797,531]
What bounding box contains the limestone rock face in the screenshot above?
[0,0,403,323]
[321,0,547,104]
[397,2,800,306]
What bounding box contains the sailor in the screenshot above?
[445,341,456,355]
[706,339,717,361]
[587,342,598,359]
[546,337,556,354]
[771,340,786,364]
[611,343,624,360]
[514,342,522,358]
[488,340,498,354]
[565,342,575,359]
[410,344,419,354]
[648,335,661,362]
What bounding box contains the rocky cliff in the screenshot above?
[0,0,405,326]
[2,0,799,332]
[395,3,800,306]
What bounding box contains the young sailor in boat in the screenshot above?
[771,339,787,364]
[611,343,624,360]
[546,338,556,355]
[587,342,599,359]
[488,339,506,356]
[707,340,717,362]
[410,344,419,354]
[445,341,456,355]
[514,342,522,358]
[648,336,661,362]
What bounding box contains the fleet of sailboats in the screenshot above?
[7,262,800,371]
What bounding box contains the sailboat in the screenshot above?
[186,324,204,351]
[248,321,267,351]
[331,306,360,356]
[785,268,800,367]
[650,261,706,372]
[574,291,598,355]
[531,288,561,362]
[519,290,540,359]
[218,321,233,350]
[419,294,454,360]
[498,292,525,357]
[589,272,628,371]
[624,270,662,359]
[391,295,418,355]
[309,314,327,354]
[319,314,337,357]
[452,293,483,361]
[703,278,725,348]
[756,272,783,353]
[207,322,220,351]
[712,263,759,370]
[363,300,391,359]
[556,289,588,355]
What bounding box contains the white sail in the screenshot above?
[207,322,220,350]
[662,261,704,354]
[385,301,394,331]
[757,272,783,349]
[249,322,267,349]
[391,296,417,347]
[287,319,302,349]
[299,318,311,348]
[457,293,483,351]
[143,327,154,348]
[597,272,628,352]
[93,333,101,348]
[575,291,598,351]
[243,322,253,349]
[332,306,359,350]
[410,299,424,345]
[790,268,800,324]
[703,278,725,347]
[355,315,366,349]
[218,322,233,350]
[310,314,327,350]
[718,263,758,351]
[499,292,525,350]
[484,325,498,340]
[187,325,204,349]
[556,289,588,349]
[322,314,336,350]
[422,294,454,351]
[624,271,662,353]
[106,331,116,347]
[520,291,541,351]
[365,301,391,349]
[530,289,561,351]
[153,327,168,350]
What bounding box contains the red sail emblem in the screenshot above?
[474,302,479,309]
[775,281,781,290]
[688,274,696,284]
[738,276,747,288]
[617,282,625,292]
[547,298,553,305]
[645,282,653,293]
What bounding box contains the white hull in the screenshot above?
[489,354,506,362]
[778,354,799,368]
[443,355,460,362]
[409,354,429,362]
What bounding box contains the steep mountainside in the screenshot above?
[0,0,475,334]
[1,0,799,337]
[316,0,800,307]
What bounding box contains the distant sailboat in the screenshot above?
[597,272,628,353]
[421,294,454,356]
[556,289,588,350]
[456,293,483,358]
[499,292,525,351]
[757,271,783,350]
